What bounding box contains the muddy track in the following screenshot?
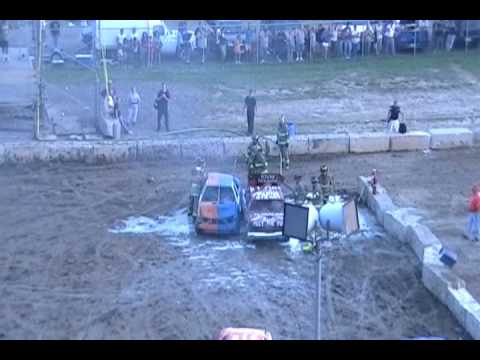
[0,158,471,339]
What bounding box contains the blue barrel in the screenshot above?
[287,122,296,137]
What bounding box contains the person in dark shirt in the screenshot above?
[154,83,171,132]
[244,89,257,136]
[50,20,61,49]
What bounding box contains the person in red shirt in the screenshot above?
[464,185,480,242]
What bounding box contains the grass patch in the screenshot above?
[43,49,480,92]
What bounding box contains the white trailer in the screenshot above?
[95,20,194,57]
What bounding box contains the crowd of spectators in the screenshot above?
[105,20,471,67]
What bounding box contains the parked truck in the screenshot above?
[94,20,195,58]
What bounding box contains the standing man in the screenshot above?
[244,89,257,136]
[464,185,480,242]
[49,20,61,49]
[342,23,352,59]
[384,22,396,56]
[319,165,336,205]
[295,26,305,62]
[189,158,207,217]
[245,24,254,62]
[445,22,456,52]
[154,83,171,132]
[0,21,8,63]
[127,87,141,129]
[293,175,308,205]
[276,115,290,170]
[386,100,403,133]
[197,22,208,64]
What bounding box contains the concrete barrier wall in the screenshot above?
[0,128,476,166]
[350,133,390,153]
[429,128,474,150]
[309,134,349,154]
[390,131,430,152]
[358,176,480,340]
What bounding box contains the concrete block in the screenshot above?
[137,140,181,160]
[390,131,430,152]
[48,142,94,163]
[465,302,480,340]
[181,138,224,159]
[429,128,474,149]
[91,142,137,163]
[422,245,466,305]
[223,137,251,158]
[383,208,423,243]
[267,135,310,157]
[371,192,398,226]
[446,288,472,332]
[309,134,349,154]
[349,133,390,153]
[405,224,442,262]
[422,263,451,305]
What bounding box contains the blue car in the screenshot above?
[195,172,245,236]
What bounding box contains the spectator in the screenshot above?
[197,22,208,64]
[49,20,61,49]
[141,32,149,67]
[309,26,317,61]
[245,24,254,62]
[244,89,257,136]
[321,26,331,60]
[275,30,287,63]
[0,21,9,63]
[374,21,383,55]
[342,23,352,59]
[123,38,130,67]
[154,83,171,132]
[130,27,138,43]
[446,22,456,52]
[152,31,162,65]
[384,22,396,56]
[464,185,480,242]
[286,28,295,63]
[331,25,339,57]
[364,23,373,56]
[234,35,243,64]
[132,37,140,68]
[295,26,305,62]
[116,28,125,51]
[433,21,445,52]
[386,100,403,133]
[127,87,141,129]
[259,29,268,64]
[351,25,361,58]
[218,28,227,62]
[181,28,192,64]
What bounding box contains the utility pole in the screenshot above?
[34,20,43,140]
[93,20,99,130]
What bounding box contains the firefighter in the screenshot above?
[311,176,321,206]
[247,136,268,180]
[293,175,308,205]
[276,115,290,170]
[319,164,335,204]
[188,158,206,217]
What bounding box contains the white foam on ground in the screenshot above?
[109,209,191,239]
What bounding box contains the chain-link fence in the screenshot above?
[3,20,479,142]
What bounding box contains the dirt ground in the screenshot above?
[0,152,472,340]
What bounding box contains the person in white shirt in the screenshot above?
[127,87,141,127]
[331,25,339,57]
[384,22,396,56]
[295,27,305,62]
[375,22,383,55]
[351,25,361,58]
